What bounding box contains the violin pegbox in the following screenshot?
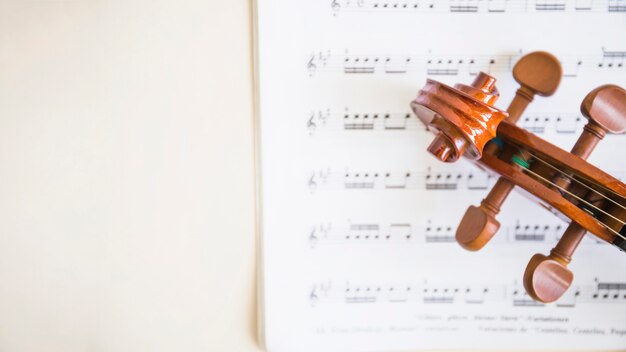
[453,52,563,251]
[411,51,626,304]
[411,72,508,163]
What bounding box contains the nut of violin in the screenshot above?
[455,205,500,251]
[580,84,626,134]
[523,254,574,303]
[513,51,562,97]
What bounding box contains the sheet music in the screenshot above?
[255,1,626,350]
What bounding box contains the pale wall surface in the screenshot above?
[0,1,259,351]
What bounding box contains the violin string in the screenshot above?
[528,151,626,206]
[525,151,626,211]
[519,163,625,227]
[518,164,626,242]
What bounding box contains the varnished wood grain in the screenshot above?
[413,53,626,304]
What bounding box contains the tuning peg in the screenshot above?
[509,52,562,118]
[580,84,626,134]
[524,85,626,303]
[455,52,562,251]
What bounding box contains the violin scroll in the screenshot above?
[412,50,626,304]
[411,72,508,163]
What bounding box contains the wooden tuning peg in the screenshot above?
[507,51,562,123]
[524,85,626,303]
[456,52,562,251]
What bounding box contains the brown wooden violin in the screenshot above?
[411,51,626,304]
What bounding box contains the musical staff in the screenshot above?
[330,0,626,14]
[594,279,626,299]
[308,167,494,192]
[307,49,625,77]
[258,0,626,348]
[307,167,626,193]
[306,109,607,136]
[310,279,626,307]
[306,219,610,248]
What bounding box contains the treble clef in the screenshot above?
[310,286,319,307]
[307,112,316,135]
[307,54,317,76]
[331,0,340,15]
[309,228,318,248]
[308,173,317,193]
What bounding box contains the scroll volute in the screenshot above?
[411,73,508,163]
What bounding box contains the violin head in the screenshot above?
[412,50,626,305]
[411,72,508,163]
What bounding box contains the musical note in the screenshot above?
[601,48,626,68]
[425,222,455,243]
[423,287,456,303]
[535,0,566,11]
[608,0,626,12]
[345,283,382,303]
[465,286,490,304]
[384,56,411,73]
[344,172,377,189]
[512,286,545,307]
[348,223,380,240]
[425,167,465,190]
[344,112,376,130]
[467,170,494,190]
[562,58,583,77]
[520,116,549,133]
[450,1,479,13]
[344,55,377,74]
[426,58,461,76]
[389,223,412,240]
[513,221,563,242]
[592,279,626,300]
[555,115,582,134]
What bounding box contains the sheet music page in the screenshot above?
[255,1,626,351]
